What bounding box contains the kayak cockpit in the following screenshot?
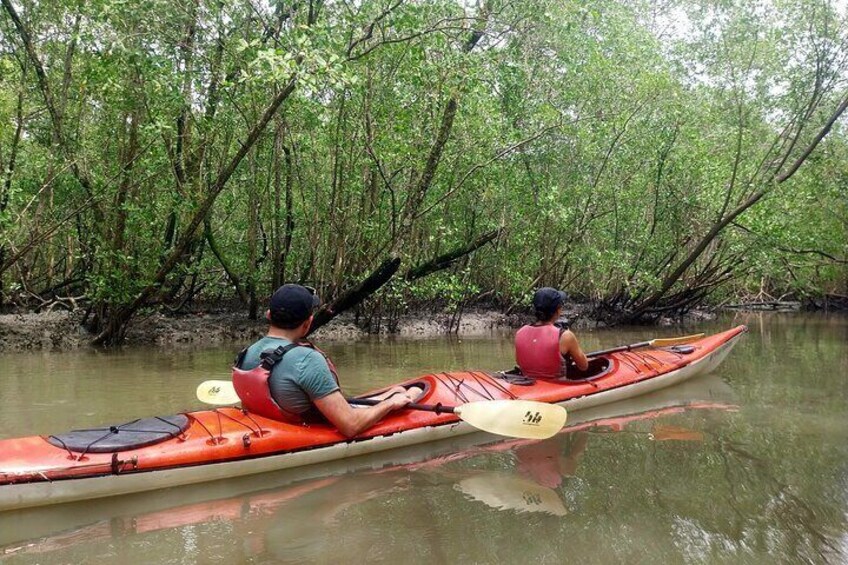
[494,357,613,384]
[562,357,613,381]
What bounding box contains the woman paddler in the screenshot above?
[515,287,589,379]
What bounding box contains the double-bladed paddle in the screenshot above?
[195,380,567,440]
[586,333,704,358]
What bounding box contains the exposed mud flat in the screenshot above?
[0,311,91,351]
[0,308,518,352]
[0,301,723,352]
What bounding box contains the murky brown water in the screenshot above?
[1,313,846,563]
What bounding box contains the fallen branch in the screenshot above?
[723,301,801,310]
[308,227,504,334]
[308,257,402,335]
[405,227,503,281]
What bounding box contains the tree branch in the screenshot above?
[414,123,560,220]
[405,227,503,281]
[776,91,848,183]
[308,256,402,334]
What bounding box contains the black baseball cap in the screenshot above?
[533,287,568,316]
[269,284,320,326]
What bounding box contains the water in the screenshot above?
[0,313,846,563]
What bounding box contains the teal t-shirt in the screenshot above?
[238,337,339,416]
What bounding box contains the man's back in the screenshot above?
[238,336,339,417]
[234,283,414,437]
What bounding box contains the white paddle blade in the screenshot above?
[454,400,567,440]
[457,472,568,516]
[196,380,241,405]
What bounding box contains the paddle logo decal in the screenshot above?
[523,492,543,506]
[523,411,543,426]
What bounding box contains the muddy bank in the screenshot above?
[0,308,518,352]
[0,301,719,352]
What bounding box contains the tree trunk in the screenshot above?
[205,217,249,305]
[0,88,24,304]
[90,74,300,345]
[308,257,402,335]
[622,92,848,323]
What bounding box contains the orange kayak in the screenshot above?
[0,326,746,511]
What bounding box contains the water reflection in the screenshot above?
[456,472,569,517]
[1,314,846,564]
[1,373,738,560]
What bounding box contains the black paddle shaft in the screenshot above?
[586,340,651,358]
[348,397,456,414]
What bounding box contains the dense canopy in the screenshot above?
[1,0,846,343]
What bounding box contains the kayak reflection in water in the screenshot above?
[514,431,590,490]
[233,284,421,437]
[515,287,589,379]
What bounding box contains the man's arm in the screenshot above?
[560,330,589,371]
[314,390,411,438]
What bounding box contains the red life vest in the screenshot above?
[515,324,564,379]
[231,341,340,423]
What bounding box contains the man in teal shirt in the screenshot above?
[237,284,417,437]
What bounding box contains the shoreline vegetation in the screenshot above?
[1,1,846,347]
[1,299,845,352]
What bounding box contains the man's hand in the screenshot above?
[386,393,412,410]
[384,385,423,409]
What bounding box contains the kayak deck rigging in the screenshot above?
[46,415,191,456]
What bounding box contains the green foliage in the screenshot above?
[0,0,845,326]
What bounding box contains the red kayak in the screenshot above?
[0,326,746,511]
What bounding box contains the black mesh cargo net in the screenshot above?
[45,414,189,454]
